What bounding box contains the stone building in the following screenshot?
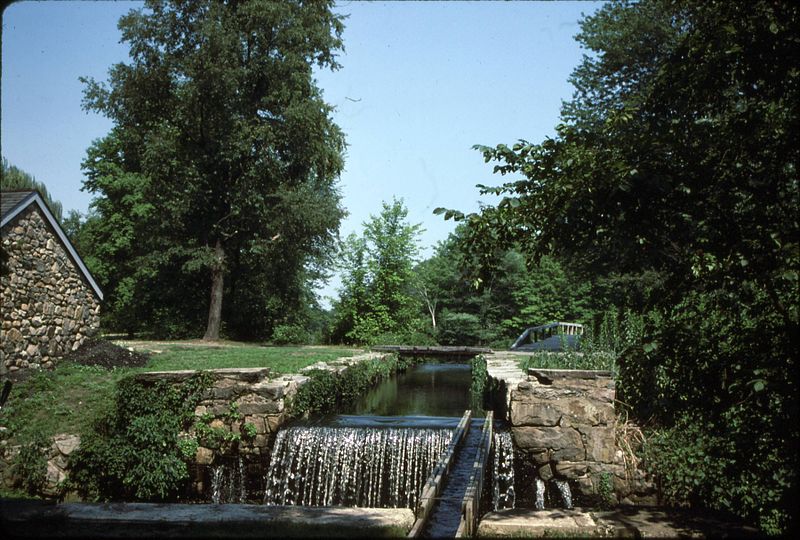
[1,190,103,376]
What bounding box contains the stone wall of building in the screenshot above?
[1,205,101,374]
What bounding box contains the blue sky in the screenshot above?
[2,0,603,306]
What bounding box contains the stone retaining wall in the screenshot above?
[488,359,656,506]
[0,352,391,500]
[1,204,101,374]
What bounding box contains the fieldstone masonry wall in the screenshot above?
[1,205,101,374]
[489,361,657,506]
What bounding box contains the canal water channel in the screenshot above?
[249,360,510,537]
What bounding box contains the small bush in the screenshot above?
[520,351,616,373]
[271,324,309,345]
[15,432,49,496]
[290,353,411,416]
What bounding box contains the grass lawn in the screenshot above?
[141,343,365,373]
[0,341,366,448]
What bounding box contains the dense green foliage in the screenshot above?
[437,0,798,534]
[14,433,50,496]
[1,158,64,223]
[329,199,429,345]
[290,353,414,416]
[74,0,347,340]
[468,354,488,414]
[67,372,213,501]
[412,226,596,348]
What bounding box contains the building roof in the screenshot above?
[1,190,103,300]
[0,190,33,219]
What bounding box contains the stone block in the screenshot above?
[538,463,554,481]
[42,461,66,497]
[253,381,289,399]
[266,413,286,433]
[211,383,248,401]
[556,398,615,427]
[512,427,585,461]
[510,402,562,426]
[243,416,268,435]
[554,461,589,478]
[196,446,214,465]
[234,393,282,415]
[52,434,80,457]
[577,426,617,463]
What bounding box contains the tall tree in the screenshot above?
[440,0,798,533]
[330,198,423,344]
[80,0,347,340]
[1,158,64,223]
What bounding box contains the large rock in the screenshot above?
[512,427,585,461]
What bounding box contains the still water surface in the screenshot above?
[347,363,479,418]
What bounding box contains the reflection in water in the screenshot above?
[348,363,479,417]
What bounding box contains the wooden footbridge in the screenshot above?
[510,322,583,352]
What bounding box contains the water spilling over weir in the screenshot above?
[201,359,579,536]
[210,456,246,504]
[263,424,454,508]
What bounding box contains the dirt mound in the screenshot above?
[62,338,150,369]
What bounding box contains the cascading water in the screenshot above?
[532,476,573,510]
[492,431,515,510]
[553,478,573,509]
[534,477,546,510]
[210,456,247,504]
[263,425,453,509]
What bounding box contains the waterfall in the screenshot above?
[210,455,246,504]
[532,476,573,510]
[263,426,453,509]
[534,477,546,510]
[553,478,573,509]
[492,431,515,510]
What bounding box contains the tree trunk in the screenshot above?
[427,301,437,330]
[203,239,225,341]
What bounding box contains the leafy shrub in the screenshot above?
[469,355,488,413]
[241,422,258,440]
[67,371,213,501]
[625,289,797,535]
[437,311,483,346]
[643,416,732,509]
[520,350,616,373]
[290,353,412,416]
[15,432,49,496]
[271,323,310,345]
